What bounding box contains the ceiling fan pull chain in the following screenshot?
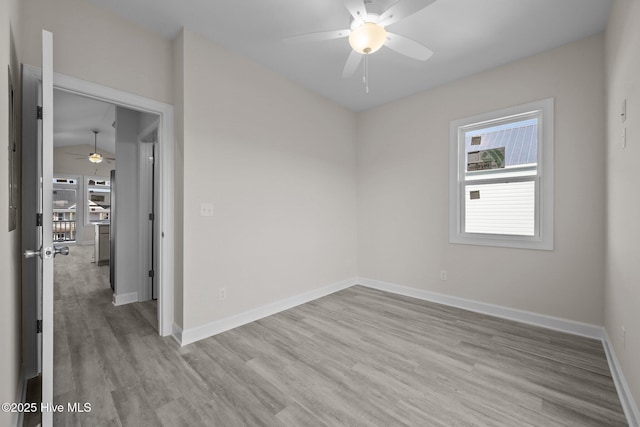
[364,53,370,94]
[363,54,366,85]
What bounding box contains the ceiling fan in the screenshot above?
[284,0,436,92]
[65,130,115,164]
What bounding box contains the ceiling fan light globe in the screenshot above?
[89,152,103,163]
[348,22,387,55]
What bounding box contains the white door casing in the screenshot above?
[22,62,175,336]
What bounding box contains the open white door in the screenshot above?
[40,29,55,427]
[23,30,60,427]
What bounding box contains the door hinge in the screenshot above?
[36,213,43,226]
[149,213,154,221]
[37,106,43,120]
[36,320,42,333]
[148,270,155,278]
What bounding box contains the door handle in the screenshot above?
[53,246,69,257]
[24,248,41,259]
[24,246,69,259]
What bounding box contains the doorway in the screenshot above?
[51,89,160,308]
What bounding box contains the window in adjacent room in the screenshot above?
[449,98,554,250]
[86,176,111,225]
[53,177,78,243]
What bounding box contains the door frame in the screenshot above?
[23,64,175,336]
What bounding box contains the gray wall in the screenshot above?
[357,34,606,325]
[605,0,640,410]
[114,107,140,300]
[0,0,22,424]
[178,29,358,330]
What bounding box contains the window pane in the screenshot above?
[465,181,535,236]
[465,118,538,173]
[53,189,76,210]
[86,177,111,225]
[53,186,77,242]
[87,189,111,223]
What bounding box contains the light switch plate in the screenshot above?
[200,202,214,217]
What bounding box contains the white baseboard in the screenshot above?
[602,329,640,427]
[112,292,138,306]
[176,277,357,346]
[357,277,604,339]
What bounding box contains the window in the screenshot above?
[449,99,553,250]
[85,177,111,226]
[53,177,78,242]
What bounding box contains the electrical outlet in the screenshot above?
[219,288,226,301]
[440,270,448,281]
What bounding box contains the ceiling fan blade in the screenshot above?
[384,32,433,61]
[284,29,350,44]
[379,0,437,27]
[344,0,368,25]
[342,50,363,78]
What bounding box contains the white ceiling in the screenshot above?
[54,89,116,154]
[86,0,611,111]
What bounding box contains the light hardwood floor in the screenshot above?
[28,245,627,426]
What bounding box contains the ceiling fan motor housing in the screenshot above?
[349,20,387,54]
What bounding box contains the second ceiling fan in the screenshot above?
[285,0,436,91]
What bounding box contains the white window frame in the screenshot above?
[449,98,554,250]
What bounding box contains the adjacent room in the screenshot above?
[1,0,639,426]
